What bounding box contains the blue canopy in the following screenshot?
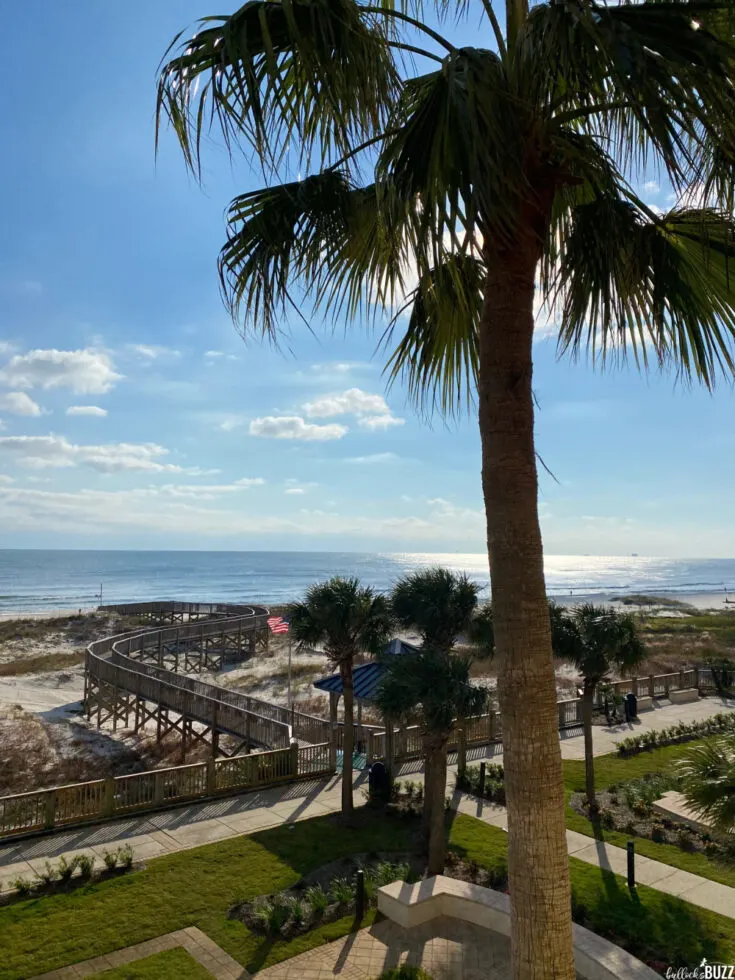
[313,638,419,702]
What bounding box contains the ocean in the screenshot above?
[0,550,734,615]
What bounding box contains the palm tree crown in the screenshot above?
[552,603,646,687]
[391,567,480,652]
[157,0,735,399]
[289,576,393,667]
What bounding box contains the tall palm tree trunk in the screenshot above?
[582,680,597,810]
[478,237,575,980]
[421,741,434,843]
[426,735,448,875]
[339,661,355,823]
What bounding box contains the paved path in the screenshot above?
[32,926,247,980]
[257,916,511,980]
[3,696,734,922]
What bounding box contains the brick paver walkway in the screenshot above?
[31,926,248,980]
[257,916,513,980]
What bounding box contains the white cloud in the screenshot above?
[205,350,224,358]
[0,342,16,356]
[220,416,246,432]
[0,392,43,416]
[285,487,306,494]
[303,387,389,418]
[358,414,405,431]
[0,349,122,394]
[641,180,660,194]
[126,344,181,361]
[0,434,212,474]
[66,405,108,417]
[249,416,348,441]
[0,474,13,484]
[346,452,399,464]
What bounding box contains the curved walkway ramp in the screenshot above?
[87,601,332,756]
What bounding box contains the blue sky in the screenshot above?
[0,1,733,557]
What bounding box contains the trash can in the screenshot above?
[368,760,391,803]
[625,692,638,721]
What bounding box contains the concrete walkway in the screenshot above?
[2,696,734,921]
[32,927,248,980]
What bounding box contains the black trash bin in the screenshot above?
[368,760,391,803]
[625,692,638,721]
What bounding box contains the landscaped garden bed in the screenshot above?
[1,845,136,906]
[1,807,734,979]
[569,773,734,863]
[616,712,735,756]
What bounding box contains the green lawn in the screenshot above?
[91,948,214,980]
[562,741,735,889]
[1,807,734,979]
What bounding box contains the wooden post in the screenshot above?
[104,776,116,817]
[385,717,395,779]
[679,669,685,691]
[44,790,57,831]
[206,756,217,795]
[649,674,655,698]
[457,726,467,778]
[245,713,252,754]
[489,710,495,741]
[290,738,299,777]
[328,691,338,770]
[153,770,164,806]
[357,702,363,758]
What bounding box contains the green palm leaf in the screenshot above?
[677,734,735,834]
[156,0,397,172]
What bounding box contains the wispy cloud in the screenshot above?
[346,452,399,464]
[126,344,181,361]
[0,392,44,417]
[303,388,403,430]
[0,434,213,474]
[66,405,108,417]
[0,349,122,394]
[249,416,348,441]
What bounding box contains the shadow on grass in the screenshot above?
[573,862,731,969]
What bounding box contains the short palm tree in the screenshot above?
[158,3,735,973]
[376,646,487,873]
[551,603,646,808]
[289,577,393,821]
[391,567,481,652]
[677,734,735,835]
[391,567,479,821]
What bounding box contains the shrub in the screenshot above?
[75,854,95,879]
[404,781,416,800]
[330,876,354,905]
[13,876,32,896]
[35,861,57,887]
[57,856,77,883]
[287,896,306,926]
[599,809,616,830]
[651,824,667,843]
[377,967,433,980]
[632,799,651,818]
[102,850,118,871]
[571,894,588,925]
[117,845,134,870]
[617,713,735,756]
[305,884,328,915]
[677,828,695,852]
[253,897,290,935]
[623,820,637,836]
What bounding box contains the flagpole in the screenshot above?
[287,635,292,706]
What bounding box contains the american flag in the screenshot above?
[267,615,290,635]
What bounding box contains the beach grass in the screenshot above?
[0,809,733,978]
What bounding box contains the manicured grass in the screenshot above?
[1,807,734,978]
[562,742,735,889]
[0,809,415,980]
[449,815,735,970]
[91,948,214,979]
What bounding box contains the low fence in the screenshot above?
[0,742,332,839]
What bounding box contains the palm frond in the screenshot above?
[525,0,735,195]
[677,734,735,834]
[554,196,735,387]
[381,252,484,416]
[156,0,398,173]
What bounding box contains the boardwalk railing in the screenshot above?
[0,742,332,839]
